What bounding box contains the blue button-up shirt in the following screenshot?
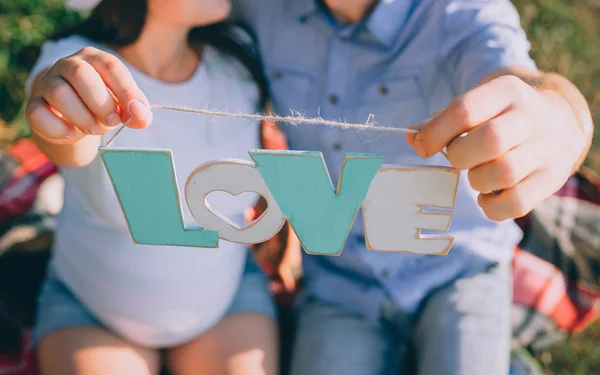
[233,0,536,321]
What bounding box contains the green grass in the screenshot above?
[511,3,600,370]
[513,0,600,173]
[0,0,83,142]
[512,0,600,173]
[1,1,599,373]
[537,323,600,375]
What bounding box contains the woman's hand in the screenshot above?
[26,46,152,145]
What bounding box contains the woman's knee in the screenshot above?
[167,313,278,375]
[37,325,160,375]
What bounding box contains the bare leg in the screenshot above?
[37,326,161,375]
[167,313,278,375]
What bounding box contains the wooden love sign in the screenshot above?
[98,147,460,256]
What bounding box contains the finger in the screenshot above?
[80,48,152,129]
[477,169,552,222]
[279,268,296,292]
[26,95,77,141]
[446,109,534,170]
[412,75,533,158]
[37,75,100,134]
[57,57,122,128]
[244,207,258,223]
[406,111,438,146]
[468,142,541,193]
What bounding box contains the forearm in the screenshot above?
[483,67,594,174]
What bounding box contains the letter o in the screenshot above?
[185,159,286,244]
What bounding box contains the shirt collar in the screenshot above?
[365,0,415,47]
[289,0,414,48]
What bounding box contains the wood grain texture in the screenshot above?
[99,146,460,256]
[185,159,286,244]
[250,150,383,256]
[362,166,460,255]
[99,147,219,247]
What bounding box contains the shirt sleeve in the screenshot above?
[441,0,537,95]
[25,35,94,94]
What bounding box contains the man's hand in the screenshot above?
[406,71,592,222]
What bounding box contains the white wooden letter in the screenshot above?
[185,159,286,244]
[362,166,460,255]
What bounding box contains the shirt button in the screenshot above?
[379,85,389,95]
[333,143,343,151]
[381,269,389,278]
[273,71,283,80]
[329,95,339,105]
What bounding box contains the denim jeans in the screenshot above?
[289,263,511,375]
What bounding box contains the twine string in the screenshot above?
[102,104,448,158]
[103,104,420,147]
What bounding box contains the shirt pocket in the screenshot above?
[265,60,320,150]
[266,60,316,114]
[348,73,428,165]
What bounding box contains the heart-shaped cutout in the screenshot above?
[185,160,285,244]
[205,190,263,230]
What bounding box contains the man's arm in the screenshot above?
[482,67,594,174]
[407,66,592,221]
[404,0,596,221]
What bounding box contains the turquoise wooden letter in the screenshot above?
[99,148,219,247]
[250,150,383,256]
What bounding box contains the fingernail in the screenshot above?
[129,100,150,120]
[408,121,426,131]
[65,128,77,139]
[89,124,103,135]
[105,113,121,127]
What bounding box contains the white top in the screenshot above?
[27,35,262,348]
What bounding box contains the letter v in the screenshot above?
[250,150,382,255]
[99,148,219,247]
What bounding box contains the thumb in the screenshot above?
[110,89,152,130]
[405,120,427,147]
[405,109,444,156]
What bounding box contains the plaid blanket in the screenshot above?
[0,139,54,374]
[0,140,57,228]
[0,132,598,374]
[512,169,600,351]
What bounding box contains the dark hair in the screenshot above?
[53,0,268,108]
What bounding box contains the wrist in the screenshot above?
[32,132,100,168]
[539,89,589,174]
